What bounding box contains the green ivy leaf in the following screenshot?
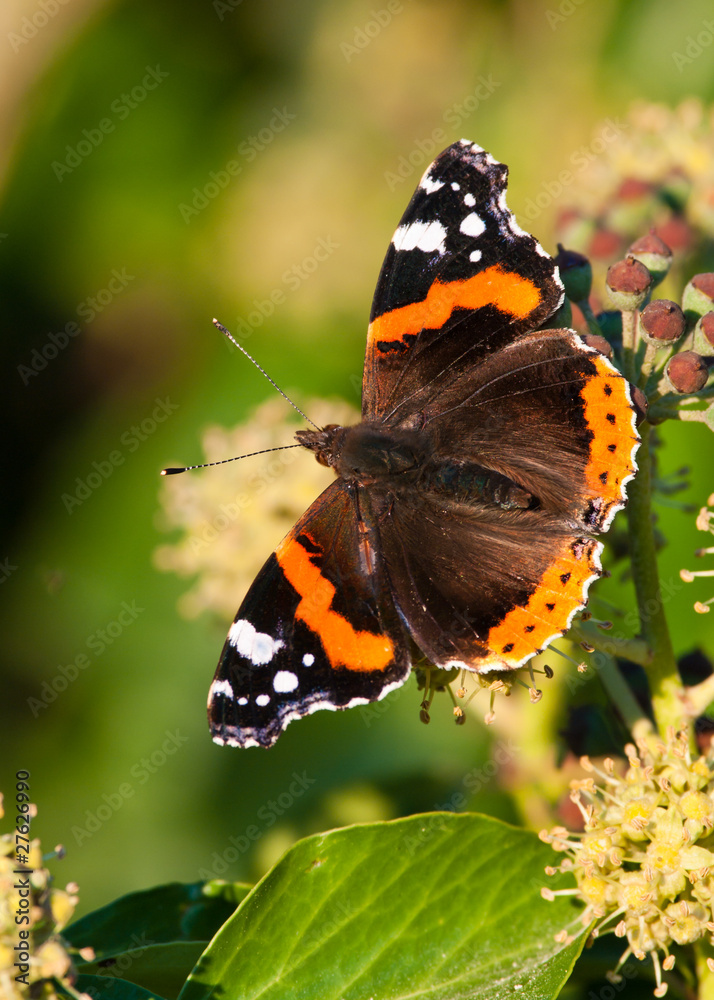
[78,941,204,999]
[65,880,250,960]
[180,812,587,1000]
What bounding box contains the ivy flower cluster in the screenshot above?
[541,732,714,997]
[0,796,84,1000]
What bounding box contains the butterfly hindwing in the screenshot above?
[208,480,411,747]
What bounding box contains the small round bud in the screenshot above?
[582,333,612,358]
[588,228,622,261]
[682,274,714,327]
[693,311,714,358]
[655,215,692,252]
[606,258,652,311]
[628,231,673,287]
[554,245,592,303]
[665,351,710,394]
[640,299,686,344]
[617,178,653,201]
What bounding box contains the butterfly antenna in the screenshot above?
[213,319,321,431]
[161,444,303,477]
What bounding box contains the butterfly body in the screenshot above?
[207,140,639,748]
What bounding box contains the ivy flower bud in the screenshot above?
[606,258,652,311]
[664,351,710,394]
[554,245,592,303]
[582,333,612,358]
[628,232,673,287]
[640,300,686,345]
[693,312,714,358]
[682,273,714,328]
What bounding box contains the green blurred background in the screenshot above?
[2,0,714,918]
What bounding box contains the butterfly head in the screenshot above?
[295,424,347,468]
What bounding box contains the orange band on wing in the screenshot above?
[579,355,638,504]
[478,538,601,669]
[369,265,543,345]
[276,533,394,672]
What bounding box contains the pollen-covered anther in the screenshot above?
[642,864,657,883]
[571,777,597,793]
[540,887,555,901]
[577,662,587,673]
[544,865,558,877]
[604,758,615,776]
[615,920,627,937]
[662,955,675,972]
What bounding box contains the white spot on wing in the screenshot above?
[209,679,233,699]
[237,696,248,706]
[273,670,299,693]
[469,249,482,263]
[460,212,486,238]
[302,653,315,667]
[464,192,476,207]
[419,171,444,194]
[451,182,460,191]
[228,619,284,666]
[255,694,270,707]
[392,220,447,255]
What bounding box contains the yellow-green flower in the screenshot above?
[541,731,714,997]
[0,794,81,1000]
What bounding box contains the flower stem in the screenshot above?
[570,622,652,667]
[597,653,653,739]
[577,299,604,337]
[621,309,638,382]
[626,420,684,736]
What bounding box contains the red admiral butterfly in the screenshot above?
[208,140,639,748]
